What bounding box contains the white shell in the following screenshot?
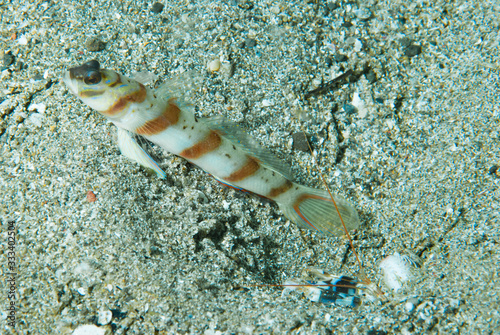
[379,252,412,292]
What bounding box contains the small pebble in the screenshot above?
[86,37,106,52]
[354,8,372,20]
[270,5,280,15]
[489,165,499,177]
[18,35,28,45]
[97,310,112,325]
[77,287,87,296]
[151,2,164,13]
[28,103,46,114]
[261,99,273,107]
[238,1,254,10]
[335,54,348,62]
[405,302,415,312]
[354,39,363,52]
[365,69,377,83]
[28,113,44,127]
[405,44,422,57]
[399,37,412,47]
[342,20,353,28]
[245,37,257,48]
[73,325,106,335]
[111,308,127,320]
[221,61,235,78]
[86,190,97,202]
[352,92,367,117]
[32,73,44,81]
[327,2,339,11]
[3,52,15,67]
[292,132,310,152]
[207,59,221,72]
[14,61,23,71]
[342,103,357,115]
[380,253,413,292]
[325,56,333,66]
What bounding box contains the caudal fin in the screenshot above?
[279,186,360,237]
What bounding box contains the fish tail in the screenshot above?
[278,186,360,237]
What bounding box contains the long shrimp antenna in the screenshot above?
[247,123,386,302]
[298,122,385,299]
[304,137,364,268]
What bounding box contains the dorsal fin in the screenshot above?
[131,71,159,86]
[155,70,203,103]
[203,116,293,180]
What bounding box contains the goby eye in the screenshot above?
[84,71,101,85]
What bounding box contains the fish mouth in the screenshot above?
[62,70,78,96]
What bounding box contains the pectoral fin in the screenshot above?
[116,127,167,179]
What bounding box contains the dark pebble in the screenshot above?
[366,330,388,335]
[399,37,412,47]
[151,2,164,13]
[32,73,44,81]
[292,132,310,152]
[489,165,499,176]
[110,308,127,320]
[343,104,357,114]
[327,2,339,11]
[174,38,184,49]
[150,246,163,256]
[86,37,106,52]
[405,44,422,57]
[238,1,254,10]
[325,56,333,66]
[245,38,257,48]
[342,20,353,28]
[365,69,377,83]
[335,54,348,62]
[309,135,319,146]
[14,61,23,71]
[3,52,15,67]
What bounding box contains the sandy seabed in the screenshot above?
[0,0,499,334]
